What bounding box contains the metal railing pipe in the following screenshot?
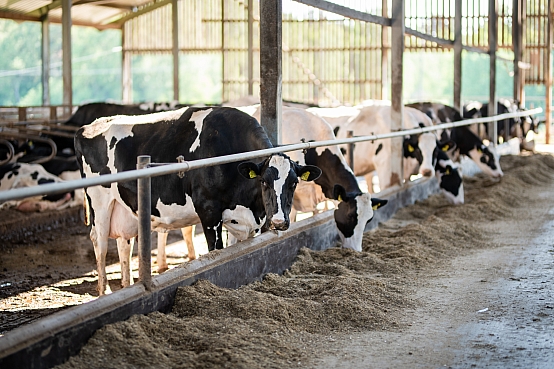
[137,155,152,290]
[0,107,542,204]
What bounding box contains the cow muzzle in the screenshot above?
[269,217,289,231]
[421,168,434,177]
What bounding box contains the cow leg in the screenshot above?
[227,231,238,246]
[181,226,196,260]
[201,218,224,251]
[364,173,375,194]
[117,237,134,287]
[290,207,298,222]
[157,231,169,273]
[90,225,111,296]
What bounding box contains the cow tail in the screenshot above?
[83,190,91,226]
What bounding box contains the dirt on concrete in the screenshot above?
[50,152,554,369]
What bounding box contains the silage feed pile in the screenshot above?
[58,154,554,369]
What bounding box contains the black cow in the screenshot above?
[464,99,539,150]
[75,106,321,294]
[407,102,504,178]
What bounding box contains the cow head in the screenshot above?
[238,153,321,231]
[435,151,464,205]
[403,134,454,178]
[467,144,503,178]
[332,184,387,252]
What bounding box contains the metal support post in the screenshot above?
[390,0,404,186]
[137,155,152,290]
[260,0,283,146]
[454,0,462,110]
[347,130,355,170]
[488,0,498,145]
[61,0,72,114]
[41,14,50,106]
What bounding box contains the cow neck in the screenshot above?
[305,147,360,199]
[451,126,482,156]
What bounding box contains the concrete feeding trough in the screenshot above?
[0,177,439,369]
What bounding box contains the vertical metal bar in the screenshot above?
[122,28,132,103]
[381,0,389,101]
[259,0,282,146]
[18,107,27,122]
[390,0,404,187]
[221,0,226,102]
[248,0,254,96]
[489,0,498,145]
[137,155,152,291]
[50,106,57,122]
[62,0,72,114]
[520,0,527,105]
[513,0,521,103]
[347,130,355,170]
[546,0,552,144]
[454,0,462,110]
[172,0,180,101]
[41,14,50,106]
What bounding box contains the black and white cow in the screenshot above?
[435,149,464,204]
[408,102,504,178]
[250,107,387,251]
[75,107,321,294]
[334,105,443,190]
[0,163,74,212]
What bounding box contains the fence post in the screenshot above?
[137,155,152,291]
[347,130,355,170]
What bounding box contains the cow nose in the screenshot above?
[271,218,289,230]
[421,169,433,177]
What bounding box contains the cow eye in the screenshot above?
[260,179,267,187]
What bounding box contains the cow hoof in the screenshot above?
[157,266,169,273]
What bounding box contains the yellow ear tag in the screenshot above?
[372,203,380,210]
[477,148,482,153]
[442,145,449,151]
[249,169,257,179]
[337,194,343,202]
[300,171,310,181]
[446,168,451,175]
[408,145,415,153]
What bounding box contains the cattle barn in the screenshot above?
[0,1,553,368]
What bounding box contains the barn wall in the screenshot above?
[119,0,548,105]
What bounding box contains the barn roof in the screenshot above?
[0,0,166,29]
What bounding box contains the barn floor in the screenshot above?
[313,180,554,368]
[1,151,553,369]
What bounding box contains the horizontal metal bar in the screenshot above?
[405,27,454,46]
[0,108,542,204]
[292,0,391,27]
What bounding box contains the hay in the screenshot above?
[57,153,554,369]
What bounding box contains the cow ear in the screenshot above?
[296,164,321,182]
[403,138,415,155]
[333,184,347,202]
[438,140,456,152]
[371,198,388,210]
[238,161,261,179]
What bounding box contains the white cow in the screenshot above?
[0,163,74,212]
[335,105,443,191]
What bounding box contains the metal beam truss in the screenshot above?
[102,0,550,106]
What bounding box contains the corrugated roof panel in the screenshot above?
[49,4,124,26]
[3,0,50,14]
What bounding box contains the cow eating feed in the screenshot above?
[75,107,321,295]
